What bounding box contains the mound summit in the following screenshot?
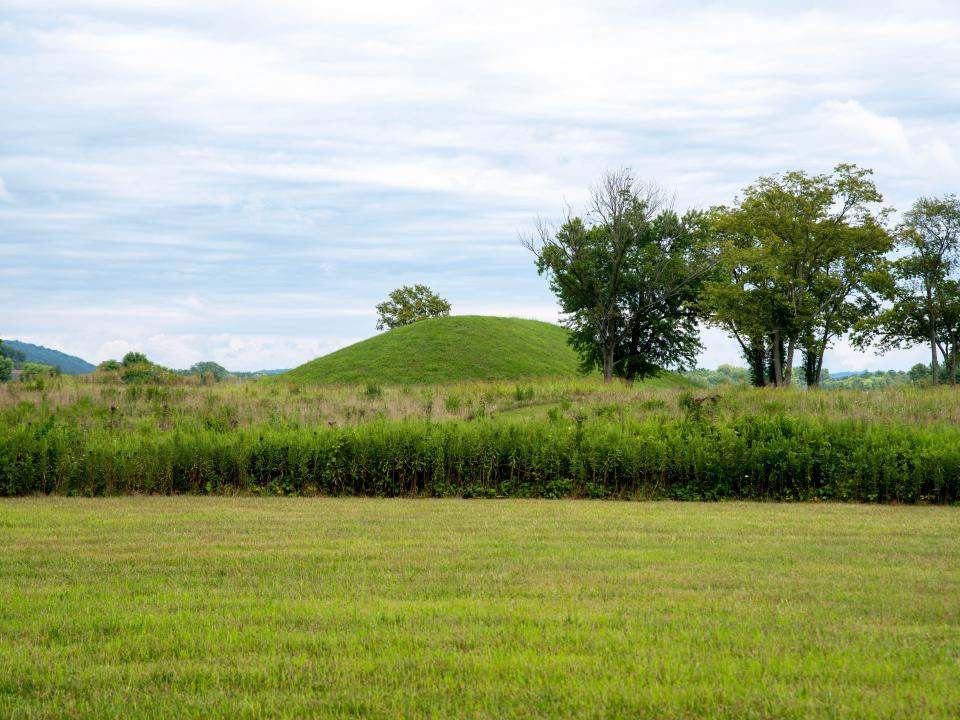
[282,316,584,385]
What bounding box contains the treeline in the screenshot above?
[2,414,958,502]
[0,341,61,384]
[686,364,942,389]
[528,166,960,387]
[93,354,274,385]
[1,348,281,387]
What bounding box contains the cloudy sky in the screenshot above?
[2,0,959,371]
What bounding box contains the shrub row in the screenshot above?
[1,415,958,502]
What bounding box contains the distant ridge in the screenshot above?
[2,340,95,375]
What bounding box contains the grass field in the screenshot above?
[281,316,587,384]
[2,499,958,718]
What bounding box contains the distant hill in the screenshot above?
[2,340,95,375]
[282,315,586,385]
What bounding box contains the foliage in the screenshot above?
[184,361,232,382]
[19,362,60,384]
[375,284,451,330]
[0,356,11,383]
[0,340,27,366]
[683,364,751,387]
[853,195,960,385]
[122,351,150,366]
[686,365,922,390]
[705,164,892,388]
[2,381,960,501]
[819,369,913,390]
[97,354,179,384]
[526,170,716,382]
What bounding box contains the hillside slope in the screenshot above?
[283,316,585,385]
[2,340,95,374]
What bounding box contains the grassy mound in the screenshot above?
[283,315,588,385]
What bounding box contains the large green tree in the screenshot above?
[853,196,960,385]
[705,164,892,387]
[525,169,716,382]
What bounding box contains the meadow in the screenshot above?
[1,498,958,719]
[2,375,960,502]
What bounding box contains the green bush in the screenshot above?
[20,363,60,384]
[1,414,958,502]
[122,352,149,366]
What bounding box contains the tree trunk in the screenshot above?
[784,337,796,388]
[927,284,939,386]
[812,321,831,389]
[771,329,783,387]
[813,350,824,388]
[623,320,641,383]
[742,334,765,388]
[602,344,614,383]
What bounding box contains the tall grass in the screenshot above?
[6,375,960,431]
[3,410,959,501]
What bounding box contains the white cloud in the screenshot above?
[4,1,960,370]
[812,100,960,191]
[0,177,14,203]
[815,100,913,158]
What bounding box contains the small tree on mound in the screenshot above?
[122,352,149,366]
[376,285,451,330]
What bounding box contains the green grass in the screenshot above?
[4,378,960,501]
[1,499,958,718]
[281,316,591,384]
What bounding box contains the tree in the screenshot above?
[188,361,231,383]
[0,353,11,384]
[853,196,960,385]
[375,285,451,330]
[122,352,149,366]
[0,341,26,365]
[20,363,59,383]
[524,169,717,382]
[704,164,892,387]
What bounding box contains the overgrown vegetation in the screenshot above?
[3,374,960,501]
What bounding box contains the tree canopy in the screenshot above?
[525,169,717,382]
[852,195,960,385]
[704,164,892,387]
[375,285,451,331]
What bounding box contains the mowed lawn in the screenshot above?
[1,500,958,719]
